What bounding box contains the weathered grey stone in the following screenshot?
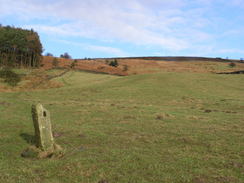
[22,103,63,158]
[31,103,55,151]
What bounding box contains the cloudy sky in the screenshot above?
[0,0,243,59]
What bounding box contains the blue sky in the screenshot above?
[0,0,243,59]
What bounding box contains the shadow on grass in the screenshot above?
[20,133,36,145]
[216,70,244,74]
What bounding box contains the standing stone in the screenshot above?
[31,103,55,152]
[22,103,63,158]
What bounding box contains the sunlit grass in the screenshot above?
[0,70,243,183]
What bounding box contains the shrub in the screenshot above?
[52,58,59,68]
[60,52,72,59]
[122,65,129,71]
[108,59,119,67]
[70,59,78,69]
[0,68,21,86]
[229,62,236,67]
[45,53,53,57]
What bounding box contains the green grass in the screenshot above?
[0,70,243,183]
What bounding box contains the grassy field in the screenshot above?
[0,70,243,183]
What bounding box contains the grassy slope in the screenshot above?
[0,70,243,183]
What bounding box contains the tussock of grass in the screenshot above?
[0,68,21,86]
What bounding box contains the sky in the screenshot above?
[0,0,244,59]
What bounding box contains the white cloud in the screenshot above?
[0,0,194,49]
[58,40,129,56]
[0,0,243,57]
[88,45,129,56]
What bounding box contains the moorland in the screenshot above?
[0,56,243,183]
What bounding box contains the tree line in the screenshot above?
[0,25,43,68]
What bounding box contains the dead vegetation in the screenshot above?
[1,56,243,92]
[42,56,244,76]
[0,69,65,92]
[42,56,128,76]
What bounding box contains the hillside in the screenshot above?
[98,56,242,62]
[0,70,243,182]
[42,56,244,76]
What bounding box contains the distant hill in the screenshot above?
[95,56,243,63]
[42,55,244,76]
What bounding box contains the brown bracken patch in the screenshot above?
[42,56,244,76]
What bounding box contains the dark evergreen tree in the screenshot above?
[108,59,119,67]
[60,52,71,59]
[0,25,43,68]
[45,52,53,56]
[52,58,59,68]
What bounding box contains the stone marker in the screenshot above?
[22,103,63,158]
[32,103,55,151]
